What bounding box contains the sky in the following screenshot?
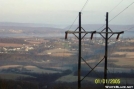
[0,0,134,25]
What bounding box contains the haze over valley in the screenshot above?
[0,22,134,89]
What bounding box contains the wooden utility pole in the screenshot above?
[78,12,82,89]
[65,12,96,89]
[104,12,108,87]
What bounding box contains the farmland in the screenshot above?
[0,73,35,80]
[109,40,134,67]
[0,36,134,89]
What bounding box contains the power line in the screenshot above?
[80,0,89,12]
[109,1,134,22]
[67,0,89,31]
[96,0,124,31]
[97,1,134,31]
[67,15,79,31]
[109,0,124,13]
[124,25,134,32]
[96,24,105,31]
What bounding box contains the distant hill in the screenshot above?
[0,22,66,37]
[65,24,134,31]
[0,22,133,37]
[0,22,67,29]
[0,22,58,27]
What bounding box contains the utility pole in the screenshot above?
[78,12,82,89]
[104,12,108,87]
[65,12,124,89]
[65,12,96,89]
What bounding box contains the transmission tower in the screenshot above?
[65,12,124,89]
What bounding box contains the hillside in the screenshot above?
[0,22,65,37]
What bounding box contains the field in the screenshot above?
[110,51,134,67]
[0,73,35,80]
[0,65,21,69]
[110,58,134,67]
[56,74,96,83]
[38,48,77,57]
[56,74,134,85]
[25,38,48,45]
[0,43,23,47]
[56,74,77,82]
[109,43,134,67]
[0,65,61,74]
[0,37,46,47]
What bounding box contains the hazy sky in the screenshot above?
[0,0,134,25]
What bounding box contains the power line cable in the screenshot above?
[67,0,89,31]
[67,15,79,31]
[80,0,89,12]
[109,1,134,22]
[124,25,134,32]
[96,24,105,31]
[109,0,124,13]
[65,0,89,68]
[97,1,134,31]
